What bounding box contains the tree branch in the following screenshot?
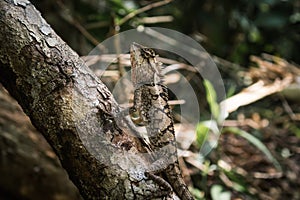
[0,85,81,200]
[0,1,165,199]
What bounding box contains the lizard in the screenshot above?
[128,42,194,200]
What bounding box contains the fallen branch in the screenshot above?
[220,56,298,115]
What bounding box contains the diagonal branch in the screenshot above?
[0,1,169,199]
[118,0,173,26]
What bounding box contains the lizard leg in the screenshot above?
[144,172,173,196]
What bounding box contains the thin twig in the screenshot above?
[72,20,100,46]
[85,21,110,29]
[279,94,298,121]
[137,16,174,24]
[118,0,173,26]
[56,0,102,47]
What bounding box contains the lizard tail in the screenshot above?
[166,163,194,200]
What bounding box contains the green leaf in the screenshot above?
[211,184,231,200]
[190,188,205,200]
[197,120,220,156]
[203,79,220,121]
[196,122,210,147]
[226,84,236,98]
[222,170,247,192]
[289,125,300,138]
[248,26,261,43]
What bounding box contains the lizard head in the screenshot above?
[130,42,163,87]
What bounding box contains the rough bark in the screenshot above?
[0,85,82,200]
[0,0,167,199]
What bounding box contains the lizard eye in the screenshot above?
[129,108,144,125]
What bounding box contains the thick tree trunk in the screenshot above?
[0,1,167,199]
[0,85,81,200]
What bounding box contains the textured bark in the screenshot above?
[0,85,82,200]
[0,1,165,199]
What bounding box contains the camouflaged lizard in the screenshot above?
[129,42,194,200]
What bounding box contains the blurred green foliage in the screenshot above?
[32,0,299,65]
[178,0,299,65]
